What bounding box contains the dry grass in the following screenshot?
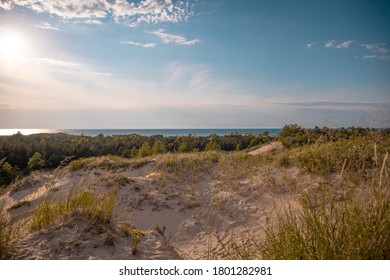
[216,143,390,260]
[0,208,18,259]
[68,156,154,172]
[217,152,271,183]
[156,152,219,184]
[261,177,389,259]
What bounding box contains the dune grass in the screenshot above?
[215,138,389,259]
[260,177,389,259]
[68,158,96,171]
[0,208,18,259]
[156,152,219,183]
[219,152,271,177]
[30,189,117,231]
[68,155,154,172]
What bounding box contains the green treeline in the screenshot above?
[0,131,271,186]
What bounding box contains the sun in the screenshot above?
[0,31,27,66]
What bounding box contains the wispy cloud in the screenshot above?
[33,57,82,69]
[363,54,390,61]
[35,22,59,31]
[1,0,195,27]
[362,43,390,60]
[281,101,390,109]
[336,40,353,49]
[148,29,200,45]
[361,43,388,54]
[124,41,156,48]
[165,62,234,95]
[325,40,336,48]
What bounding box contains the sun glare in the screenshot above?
[0,31,27,66]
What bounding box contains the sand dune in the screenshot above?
[0,152,322,260]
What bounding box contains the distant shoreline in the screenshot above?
[0,128,281,137]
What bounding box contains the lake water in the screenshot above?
[0,128,281,137]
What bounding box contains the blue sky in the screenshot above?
[0,0,389,128]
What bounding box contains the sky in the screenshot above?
[0,0,389,129]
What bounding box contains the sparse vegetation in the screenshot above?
[131,229,147,255]
[156,152,219,184]
[118,223,147,255]
[218,152,271,182]
[0,208,17,259]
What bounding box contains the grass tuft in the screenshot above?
[68,158,95,171]
[30,189,116,231]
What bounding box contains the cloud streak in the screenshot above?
[33,57,83,68]
[0,0,195,26]
[124,41,156,48]
[148,28,200,45]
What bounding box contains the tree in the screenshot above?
[178,134,196,153]
[278,124,306,148]
[28,152,45,170]
[0,161,14,185]
[138,143,152,157]
[205,140,221,151]
[152,140,167,155]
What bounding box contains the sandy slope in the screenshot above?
[0,148,322,260]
